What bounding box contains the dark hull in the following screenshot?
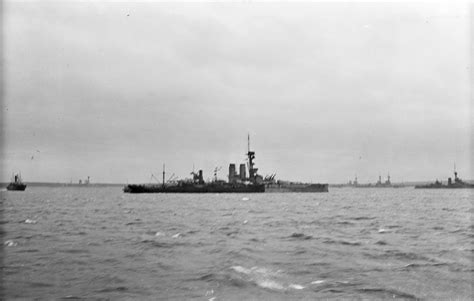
[415,184,474,189]
[266,183,328,193]
[290,184,328,192]
[355,185,393,188]
[6,183,27,191]
[124,183,265,193]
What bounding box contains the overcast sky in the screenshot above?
[1,1,472,184]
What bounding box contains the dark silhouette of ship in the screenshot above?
[124,135,265,193]
[7,173,27,191]
[260,167,328,193]
[265,180,328,192]
[345,174,394,188]
[415,167,474,189]
[374,174,392,187]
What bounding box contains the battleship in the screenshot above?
[6,173,27,191]
[124,136,265,193]
[348,174,394,188]
[332,174,409,188]
[374,174,393,188]
[265,180,328,192]
[415,169,474,189]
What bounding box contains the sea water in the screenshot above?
[1,186,472,300]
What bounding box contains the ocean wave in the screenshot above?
[3,188,472,300]
[256,279,285,290]
[18,248,39,253]
[309,279,361,293]
[97,286,128,293]
[383,250,432,261]
[205,289,214,297]
[61,295,82,299]
[196,273,217,281]
[231,265,253,275]
[442,207,456,212]
[293,249,307,255]
[336,221,355,225]
[142,240,170,247]
[351,216,376,221]
[4,240,17,247]
[311,280,326,285]
[323,238,361,246]
[401,262,448,270]
[230,265,304,291]
[191,269,251,289]
[125,221,142,226]
[141,239,189,248]
[356,287,418,300]
[288,284,305,290]
[28,282,55,288]
[59,248,90,254]
[289,233,313,240]
[247,209,264,214]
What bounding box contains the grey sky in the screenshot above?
[1,1,471,184]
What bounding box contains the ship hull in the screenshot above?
[124,183,265,193]
[6,183,27,191]
[416,171,473,189]
[354,185,394,188]
[266,183,328,193]
[415,185,474,189]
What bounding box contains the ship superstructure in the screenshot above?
[351,173,394,188]
[375,174,392,187]
[415,166,474,189]
[124,135,265,193]
[228,134,264,185]
[7,173,27,191]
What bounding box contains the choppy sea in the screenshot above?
[1,186,472,300]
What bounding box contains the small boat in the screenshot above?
[7,173,27,191]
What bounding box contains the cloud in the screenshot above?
[2,1,471,183]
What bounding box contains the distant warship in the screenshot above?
[415,168,474,189]
[375,174,392,188]
[351,174,393,188]
[124,135,265,193]
[7,173,27,191]
[265,181,328,192]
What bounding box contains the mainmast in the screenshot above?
[162,164,165,187]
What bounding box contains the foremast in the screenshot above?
[247,134,259,184]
